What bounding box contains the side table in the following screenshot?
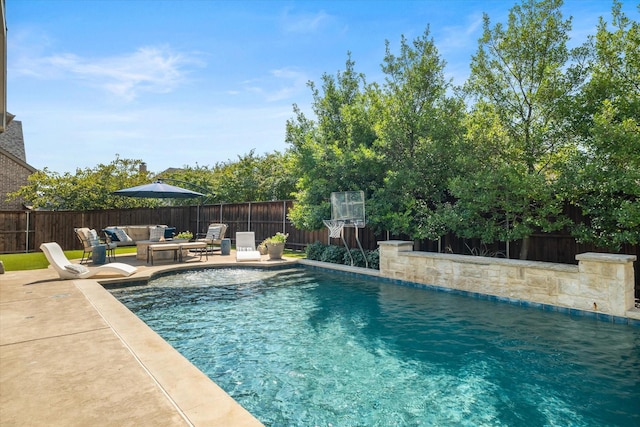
[92,244,107,265]
[221,238,231,256]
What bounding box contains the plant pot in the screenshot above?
[267,242,285,260]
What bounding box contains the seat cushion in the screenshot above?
[206,226,222,240]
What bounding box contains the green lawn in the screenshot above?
[0,247,137,271]
[0,247,305,271]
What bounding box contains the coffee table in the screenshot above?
[136,239,187,261]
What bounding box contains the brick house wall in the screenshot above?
[0,120,37,210]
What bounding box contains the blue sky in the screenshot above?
[7,0,636,174]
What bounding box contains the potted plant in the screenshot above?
[263,232,288,260]
[175,231,193,241]
[257,239,269,255]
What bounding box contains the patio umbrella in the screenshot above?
[113,181,205,198]
[113,181,206,231]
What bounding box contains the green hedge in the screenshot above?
[305,241,379,270]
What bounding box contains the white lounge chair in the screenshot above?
[235,232,262,262]
[40,242,137,279]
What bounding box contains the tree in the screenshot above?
[161,150,297,204]
[8,156,155,210]
[368,28,464,240]
[560,1,640,249]
[210,150,297,203]
[286,55,383,230]
[453,0,575,259]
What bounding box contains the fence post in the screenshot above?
[25,210,30,253]
[282,200,286,233]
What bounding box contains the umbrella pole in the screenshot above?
[197,201,200,237]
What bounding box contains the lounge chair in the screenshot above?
[235,232,262,262]
[196,223,227,252]
[40,242,137,279]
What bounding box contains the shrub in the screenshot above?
[305,241,326,261]
[345,248,366,267]
[305,242,379,270]
[320,245,347,264]
[366,249,380,270]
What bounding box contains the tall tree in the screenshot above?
[286,55,382,230]
[560,1,640,249]
[453,0,575,259]
[369,28,464,240]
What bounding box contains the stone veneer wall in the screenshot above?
[379,240,637,318]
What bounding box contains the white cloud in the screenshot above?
[240,67,309,102]
[437,13,484,54]
[12,41,204,101]
[280,9,334,33]
[433,13,485,87]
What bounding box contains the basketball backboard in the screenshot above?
[331,191,365,227]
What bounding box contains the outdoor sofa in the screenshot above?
[103,225,176,247]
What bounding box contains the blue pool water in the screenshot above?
[110,268,640,426]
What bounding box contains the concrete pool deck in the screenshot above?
[1,251,299,426]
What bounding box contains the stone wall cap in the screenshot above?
[405,251,578,272]
[378,240,414,247]
[575,252,637,263]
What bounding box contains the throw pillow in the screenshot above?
[64,264,89,274]
[113,228,133,243]
[149,226,165,241]
[164,227,176,239]
[104,229,119,242]
[87,229,100,246]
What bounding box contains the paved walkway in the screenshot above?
[1,251,296,426]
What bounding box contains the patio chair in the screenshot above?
[74,227,99,264]
[235,231,262,262]
[75,227,117,264]
[101,229,117,262]
[196,223,227,252]
[40,242,137,280]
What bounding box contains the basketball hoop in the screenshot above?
[326,191,368,268]
[323,219,344,238]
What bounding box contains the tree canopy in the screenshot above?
[558,0,640,249]
[9,156,155,210]
[286,0,639,255]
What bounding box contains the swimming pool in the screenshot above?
[110,267,640,426]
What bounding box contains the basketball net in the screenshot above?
[323,219,344,239]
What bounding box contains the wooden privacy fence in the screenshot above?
[1,201,638,291]
[0,201,376,254]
